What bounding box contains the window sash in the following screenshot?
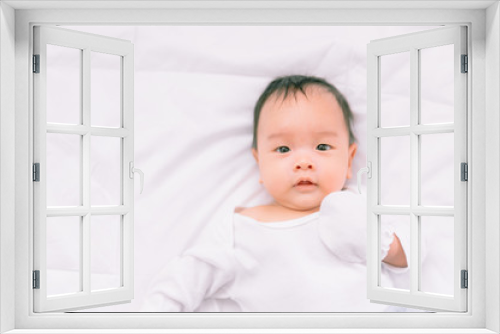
[32,25,135,312]
[366,26,468,312]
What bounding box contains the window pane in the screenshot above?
[380,136,410,206]
[46,216,81,296]
[380,215,410,291]
[91,136,121,206]
[420,216,454,296]
[420,133,454,207]
[46,44,81,125]
[91,52,121,128]
[380,52,410,128]
[91,215,122,291]
[46,133,81,207]
[420,45,454,125]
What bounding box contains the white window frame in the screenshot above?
[1,1,498,333]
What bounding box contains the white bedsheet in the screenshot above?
[46,26,452,312]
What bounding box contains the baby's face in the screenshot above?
[252,87,357,212]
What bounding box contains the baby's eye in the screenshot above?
[275,146,290,153]
[316,144,332,151]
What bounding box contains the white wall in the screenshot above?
[0,2,16,333]
[486,2,500,333]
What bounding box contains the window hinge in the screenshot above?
[461,162,468,182]
[461,270,468,289]
[33,54,40,73]
[461,54,468,73]
[33,270,40,289]
[33,163,40,182]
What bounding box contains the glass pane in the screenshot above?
[46,216,81,296]
[380,136,410,206]
[420,45,454,125]
[46,44,81,125]
[46,133,81,207]
[420,216,454,296]
[91,136,121,206]
[420,133,454,207]
[91,52,121,128]
[91,215,121,291]
[380,52,410,128]
[380,215,410,291]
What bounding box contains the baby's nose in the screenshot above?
[295,161,314,170]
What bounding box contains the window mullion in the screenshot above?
[413,124,454,135]
[46,124,130,138]
[81,214,90,294]
[46,206,129,217]
[82,48,90,209]
[372,124,454,138]
[373,205,454,216]
[82,47,91,295]
[410,47,420,295]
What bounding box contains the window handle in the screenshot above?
[357,162,372,194]
[129,161,144,194]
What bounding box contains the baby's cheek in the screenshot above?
[262,173,284,195]
[325,171,347,193]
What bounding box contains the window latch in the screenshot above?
[357,161,372,194]
[129,162,144,194]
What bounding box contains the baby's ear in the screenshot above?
[252,148,259,163]
[346,143,358,179]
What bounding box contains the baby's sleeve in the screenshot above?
[140,210,237,312]
[381,217,411,275]
[140,254,235,312]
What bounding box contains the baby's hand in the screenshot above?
[318,190,395,263]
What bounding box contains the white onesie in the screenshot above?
[141,204,409,312]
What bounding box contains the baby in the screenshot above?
[142,75,408,312]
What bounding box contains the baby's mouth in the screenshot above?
[294,180,316,187]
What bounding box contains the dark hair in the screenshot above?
[252,75,356,149]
